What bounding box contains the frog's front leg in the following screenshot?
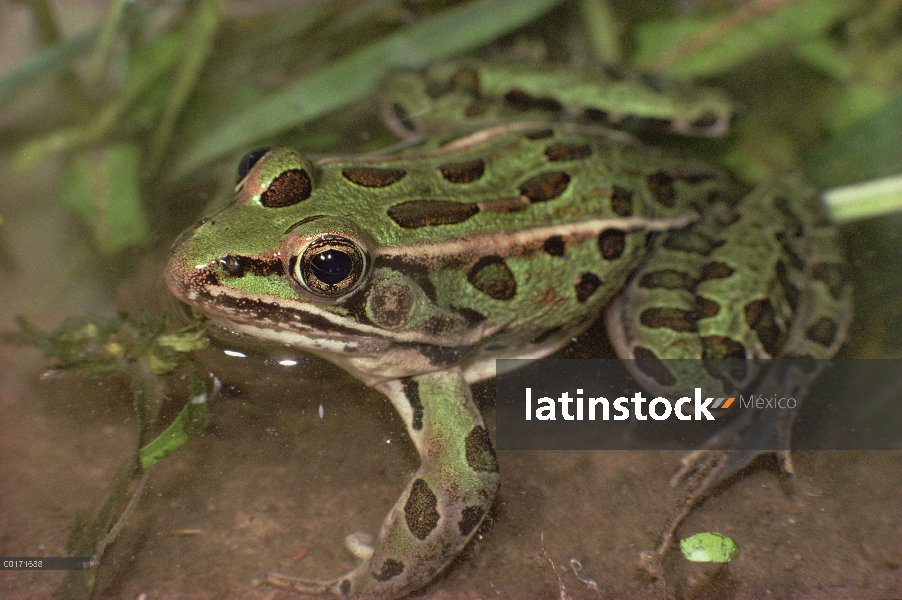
[267,368,500,599]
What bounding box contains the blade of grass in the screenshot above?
[146,0,225,173]
[172,0,565,180]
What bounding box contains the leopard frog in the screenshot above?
[165,61,851,599]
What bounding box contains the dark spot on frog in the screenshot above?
[503,89,563,113]
[695,296,721,319]
[701,336,746,360]
[439,158,485,183]
[805,317,839,347]
[647,171,676,207]
[639,72,666,94]
[544,142,592,162]
[700,261,735,280]
[632,346,677,387]
[519,172,570,202]
[775,232,806,271]
[468,256,516,300]
[603,65,626,81]
[400,377,424,431]
[458,505,486,537]
[260,168,312,207]
[388,200,480,228]
[465,426,498,473]
[598,229,626,260]
[404,479,440,541]
[775,260,800,312]
[582,107,609,123]
[575,272,602,303]
[339,579,352,596]
[342,167,407,188]
[417,344,473,367]
[772,196,805,236]
[452,306,488,327]
[640,307,697,332]
[745,298,782,355]
[611,185,634,216]
[373,558,405,581]
[524,129,554,140]
[543,235,566,257]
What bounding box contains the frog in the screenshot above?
[165,59,852,599]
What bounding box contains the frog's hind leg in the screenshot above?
[266,368,500,599]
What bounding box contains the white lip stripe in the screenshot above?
[379,212,698,262]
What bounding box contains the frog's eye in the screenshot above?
[296,236,366,297]
[237,147,272,181]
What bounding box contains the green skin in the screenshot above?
[166,66,851,600]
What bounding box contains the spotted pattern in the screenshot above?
[387,200,479,228]
[373,558,405,582]
[701,336,746,360]
[464,426,498,473]
[340,580,351,596]
[458,505,486,536]
[647,171,676,207]
[695,296,721,319]
[518,172,570,202]
[632,346,677,386]
[404,479,440,541]
[342,167,407,188]
[700,261,735,280]
[598,229,626,260]
[775,261,800,311]
[504,89,563,112]
[610,186,634,216]
[744,299,781,355]
[440,158,485,183]
[544,142,592,161]
[575,272,602,303]
[640,307,696,332]
[543,236,566,257]
[260,169,312,207]
[401,377,424,431]
[467,256,516,300]
[805,317,838,347]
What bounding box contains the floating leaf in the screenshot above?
[680,532,739,563]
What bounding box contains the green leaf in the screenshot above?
[60,144,149,254]
[680,532,739,563]
[139,375,210,468]
[634,0,864,78]
[807,90,902,188]
[172,0,565,179]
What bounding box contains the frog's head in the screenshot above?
[165,148,493,379]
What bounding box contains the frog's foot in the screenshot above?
[267,369,500,599]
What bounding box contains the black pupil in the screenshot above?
[310,250,353,285]
[237,147,272,180]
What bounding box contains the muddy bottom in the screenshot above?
[1,338,900,600]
